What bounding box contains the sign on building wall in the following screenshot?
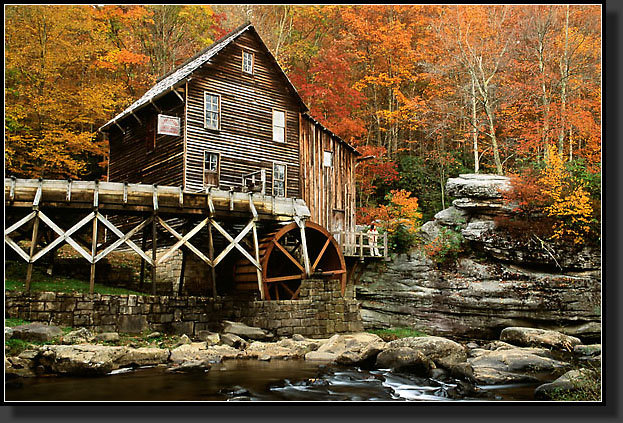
[157,114,181,136]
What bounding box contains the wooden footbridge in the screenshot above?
[4,178,352,300]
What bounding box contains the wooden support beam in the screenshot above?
[207,219,217,299]
[178,246,187,297]
[156,216,211,265]
[151,213,157,295]
[295,218,311,277]
[25,212,40,291]
[311,237,332,273]
[90,182,99,294]
[139,227,147,290]
[251,220,264,300]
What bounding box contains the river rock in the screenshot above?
[222,321,273,341]
[574,344,601,357]
[11,323,63,342]
[169,342,242,365]
[115,347,169,368]
[5,356,38,378]
[534,369,599,400]
[314,333,386,366]
[375,347,435,376]
[38,344,125,376]
[386,336,467,367]
[468,345,569,385]
[196,331,220,345]
[220,333,248,349]
[62,328,94,344]
[500,327,582,351]
[94,332,121,343]
[167,359,212,373]
[243,338,318,360]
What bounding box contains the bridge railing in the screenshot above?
[332,230,389,261]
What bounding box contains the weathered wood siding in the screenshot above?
[108,97,184,187]
[299,115,357,235]
[184,30,301,196]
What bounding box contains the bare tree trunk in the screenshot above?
[558,5,570,160]
[471,75,480,173]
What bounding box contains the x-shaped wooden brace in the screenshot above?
[95,214,154,265]
[156,216,212,266]
[4,211,38,262]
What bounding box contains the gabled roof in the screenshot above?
[99,23,306,132]
[98,22,358,154]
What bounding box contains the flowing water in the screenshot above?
[5,360,540,402]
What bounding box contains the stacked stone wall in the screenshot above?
[5,279,363,338]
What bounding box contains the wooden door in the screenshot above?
[204,151,220,188]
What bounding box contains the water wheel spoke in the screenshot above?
[272,240,305,273]
[311,237,332,273]
[264,273,304,283]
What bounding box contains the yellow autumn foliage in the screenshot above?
[540,144,594,244]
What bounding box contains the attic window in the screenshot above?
[242,50,254,74]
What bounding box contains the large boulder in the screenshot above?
[309,333,386,366]
[500,327,582,351]
[385,336,467,368]
[169,342,242,365]
[534,369,600,400]
[37,344,170,376]
[243,338,319,361]
[375,347,435,376]
[434,206,469,228]
[446,174,511,199]
[468,345,569,385]
[11,323,63,343]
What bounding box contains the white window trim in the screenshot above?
[272,162,287,198]
[204,92,221,131]
[242,50,254,75]
[272,109,286,143]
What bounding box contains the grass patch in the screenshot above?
[5,317,31,327]
[5,261,145,296]
[547,364,601,401]
[368,327,427,342]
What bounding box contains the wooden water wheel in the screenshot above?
[233,221,346,300]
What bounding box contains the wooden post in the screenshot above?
[25,213,40,291]
[207,219,217,299]
[151,185,158,295]
[359,232,364,262]
[90,181,100,295]
[151,216,157,295]
[139,226,147,290]
[252,221,264,300]
[178,246,187,297]
[90,214,98,294]
[298,219,311,277]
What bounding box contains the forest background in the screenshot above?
[5,4,602,248]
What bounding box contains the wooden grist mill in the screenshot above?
[5,23,364,301]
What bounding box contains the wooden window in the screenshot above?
[272,110,286,143]
[242,50,254,74]
[203,151,220,188]
[323,151,334,168]
[204,93,220,130]
[273,163,286,197]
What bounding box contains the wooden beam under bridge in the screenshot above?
[5,178,311,298]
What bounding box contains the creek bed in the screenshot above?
[5,359,540,402]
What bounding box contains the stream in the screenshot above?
[5,360,539,402]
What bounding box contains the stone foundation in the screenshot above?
[5,279,363,338]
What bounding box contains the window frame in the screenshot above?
[242,49,254,75]
[323,150,334,168]
[272,109,286,143]
[204,92,221,131]
[272,162,287,198]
